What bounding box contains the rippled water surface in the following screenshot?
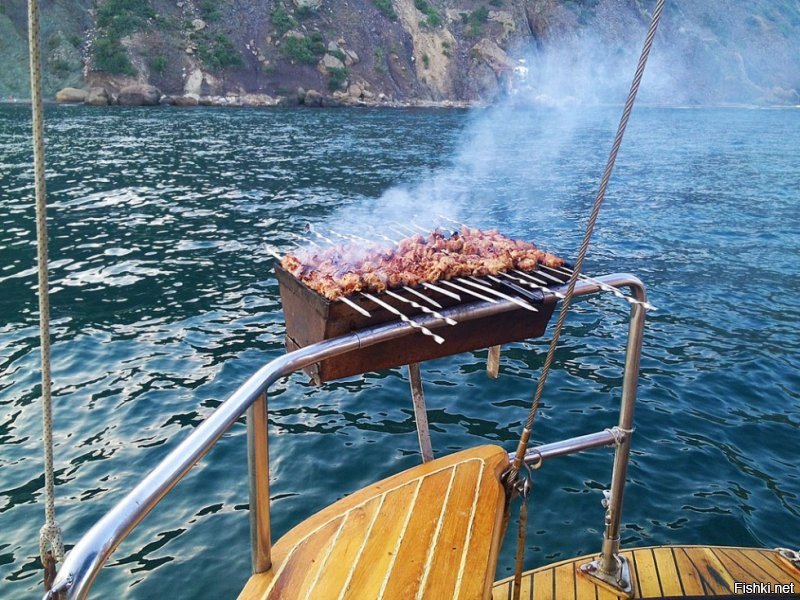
[1,104,798,598]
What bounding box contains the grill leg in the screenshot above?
[407,363,434,462]
[487,345,501,379]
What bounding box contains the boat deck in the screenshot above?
[492,545,800,599]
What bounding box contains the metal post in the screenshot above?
[579,281,647,596]
[407,363,434,462]
[247,392,271,573]
[487,345,501,379]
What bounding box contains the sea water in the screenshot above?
[0,104,798,598]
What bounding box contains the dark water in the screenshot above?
[0,104,798,599]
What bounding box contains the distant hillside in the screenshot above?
[1,0,798,106]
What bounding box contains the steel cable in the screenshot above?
[508,0,666,478]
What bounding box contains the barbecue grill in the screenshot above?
[275,259,573,383]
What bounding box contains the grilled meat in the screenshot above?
[281,227,564,300]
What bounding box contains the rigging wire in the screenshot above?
[27,0,65,591]
[508,0,665,483]
[507,2,666,594]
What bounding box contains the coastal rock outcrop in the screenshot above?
[55,88,87,103]
[118,84,161,106]
[85,87,109,106]
[292,0,321,9]
[303,89,323,107]
[173,94,199,106]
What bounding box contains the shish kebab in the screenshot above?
[435,215,654,311]
[280,224,564,331]
[267,243,446,343]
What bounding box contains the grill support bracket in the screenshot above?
[407,363,433,462]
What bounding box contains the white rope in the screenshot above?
[27,0,65,566]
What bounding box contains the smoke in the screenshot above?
[313,21,678,252]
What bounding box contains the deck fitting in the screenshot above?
[578,555,634,598]
[776,548,800,573]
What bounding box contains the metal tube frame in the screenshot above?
[579,276,648,596]
[45,273,646,600]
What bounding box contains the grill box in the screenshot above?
[275,263,565,384]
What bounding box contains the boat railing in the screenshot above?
[45,273,647,600]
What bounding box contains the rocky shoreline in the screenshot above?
[50,84,479,110]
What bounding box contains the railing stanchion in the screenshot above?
[247,392,272,573]
[580,280,648,596]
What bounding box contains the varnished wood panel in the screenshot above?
[239,445,509,600]
[532,568,553,600]
[652,547,683,597]
[738,548,800,585]
[632,548,661,597]
[492,545,800,599]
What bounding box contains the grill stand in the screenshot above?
[407,363,433,462]
[487,345,501,379]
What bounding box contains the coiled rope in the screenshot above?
[508,1,665,596]
[27,0,65,589]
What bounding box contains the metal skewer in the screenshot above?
[462,277,539,312]
[505,271,566,299]
[410,221,433,234]
[421,281,461,301]
[308,227,338,247]
[487,275,543,303]
[519,270,559,287]
[439,280,497,303]
[327,228,379,249]
[437,214,468,230]
[547,266,656,311]
[339,296,371,317]
[363,224,401,245]
[388,225,417,240]
[291,232,319,247]
[362,293,445,344]
[384,290,457,326]
[391,223,418,235]
[499,271,565,299]
[403,285,444,309]
[518,268,563,285]
[263,244,285,261]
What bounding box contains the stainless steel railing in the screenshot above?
[46,273,646,599]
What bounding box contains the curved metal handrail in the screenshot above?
[47,273,646,599]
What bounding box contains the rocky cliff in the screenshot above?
[1,0,798,106]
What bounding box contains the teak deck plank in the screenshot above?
[554,562,577,600]
[682,546,735,594]
[532,566,554,600]
[239,445,509,600]
[491,546,800,599]
[423,461,487,599]
[632,548,662,597]
[672,547,706,595]
[738,548,800,585]
[651,547,683,597]
[338,480,418,598]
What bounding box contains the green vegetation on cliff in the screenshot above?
[94,0,155,75]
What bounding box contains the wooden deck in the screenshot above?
[240,445,509,600]
[492,546,800,599]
